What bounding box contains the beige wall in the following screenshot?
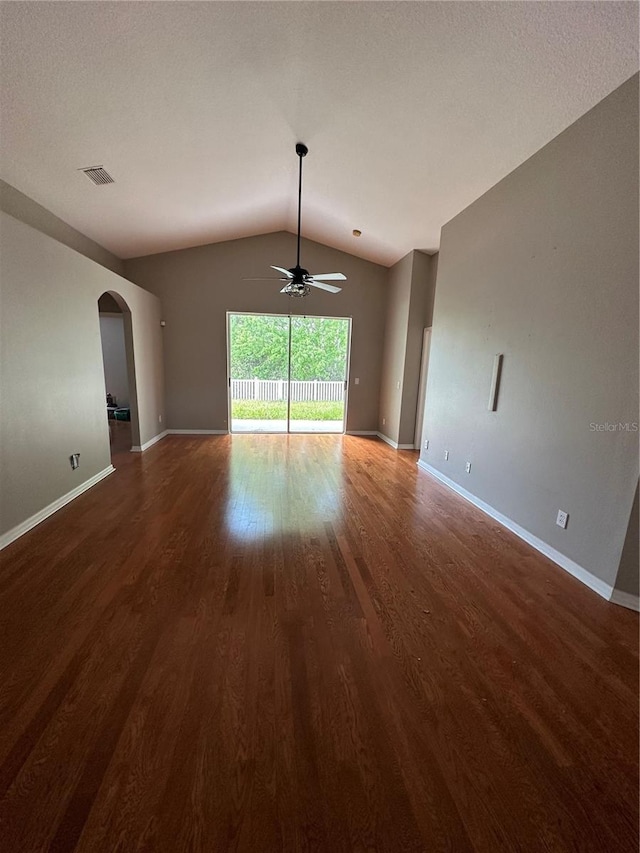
[124,232,388,432]
[0,212,165,540]
[421,74,639,591]
[379,250,437,445]
[378,252,413,443]
[0,179,123,275]
[399,251,437,446]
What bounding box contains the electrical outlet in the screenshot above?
[444,450,449,461]
[396,380,401,390]
[465,462,472,473]
[556,510,569,529]
[69,453,80,470]
[382,418,386,426]
[158,414,162,423]
[354,377,360,385]
[424,439,429,450]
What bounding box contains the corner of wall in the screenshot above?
[613,480,640,600]
[419,75,638,599]
[0,179,124,275]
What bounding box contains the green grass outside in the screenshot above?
[231,400,344,421]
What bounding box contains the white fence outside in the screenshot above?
[231,379,344,403]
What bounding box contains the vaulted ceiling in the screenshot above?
[1,2,637,266]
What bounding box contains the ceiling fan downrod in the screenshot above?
[295,142,308,272]
[243,141,345,296]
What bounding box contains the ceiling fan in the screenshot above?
[245,143,346,297]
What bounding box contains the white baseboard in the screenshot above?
[0,465,115,551]
[346,430,378,436]
[609,589,640,612]
[131,430,168,452]
[376,432,414,450]
[377,431,397,448]
[166,429,228,435]
[415,459,631,607]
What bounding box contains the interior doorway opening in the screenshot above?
[414,327,432,450]
[98,291,139,459]
[227,312,351,434]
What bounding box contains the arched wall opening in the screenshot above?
[97,290,141,456]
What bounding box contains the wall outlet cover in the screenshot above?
[556,510,569,529]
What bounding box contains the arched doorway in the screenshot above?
[97,291,140,459]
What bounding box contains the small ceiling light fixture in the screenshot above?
[352,229,362,237]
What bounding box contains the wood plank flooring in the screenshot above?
[0,434,637,852]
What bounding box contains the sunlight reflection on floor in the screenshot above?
[224,434,344,540]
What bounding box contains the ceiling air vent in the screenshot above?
[79,165,114,185]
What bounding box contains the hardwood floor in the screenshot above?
[108,418,132,456]
[0,434,637,852]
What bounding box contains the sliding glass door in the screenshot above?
[228,313,350,434]
[288,316,349,433]
[228,314,289,433]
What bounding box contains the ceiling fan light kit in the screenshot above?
[246,143,347,298]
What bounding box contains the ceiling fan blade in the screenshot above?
[271,265,293,278]
[242,277,288,281]
[280,285,293,293]
[309,272,346,281]
[308,280,342,294]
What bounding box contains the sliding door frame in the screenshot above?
[226,310,352,435]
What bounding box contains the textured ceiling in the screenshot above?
[1,2,637,266]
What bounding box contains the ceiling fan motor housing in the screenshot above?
[289,265,309,284]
